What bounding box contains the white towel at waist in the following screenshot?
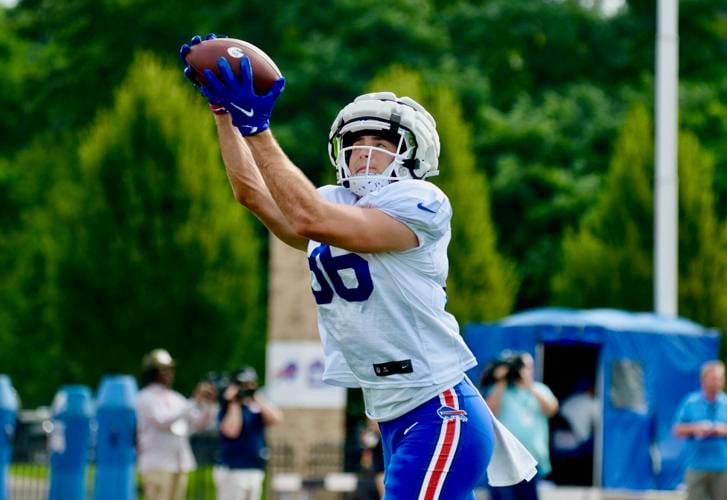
[485,402,539,486]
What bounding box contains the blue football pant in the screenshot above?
[378,377,495,500]
[489,476,539,500]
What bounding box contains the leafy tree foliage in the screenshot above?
[0,11,32,156]
[442,0,644,108]
[483,85,623,308]
[0,135,75,406]
[553,103,727,341]
[552,104,653,309]
[676,131,727,347]
[51,54,265,400]
[434,88,520,321]
[680,82,727,220]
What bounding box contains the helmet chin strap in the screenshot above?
[339,145,402,197]
[347,176,392,197]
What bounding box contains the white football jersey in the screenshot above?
[309,180,477,409]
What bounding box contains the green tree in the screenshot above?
[433,87,520,321]
[442,0,638,109]
[680,82,727,220]
[0,10,32,156]
[677,131,727,345]
[552,103,653,309]
[368,66,518,322]
[7,0,451,183]
[482,84,622,308]
[54,53,265,397]
[553,103,727,343]
[0,135,75,406]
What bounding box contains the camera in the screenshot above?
[238,388,256,399]
[205,366,258,403]
[479,352,525,388]
[204,371,231,402]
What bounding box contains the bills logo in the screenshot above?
[437,405,468,422]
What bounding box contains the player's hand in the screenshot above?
[180,33,219,87]
[201,55,285,136]
[180,34,228,115]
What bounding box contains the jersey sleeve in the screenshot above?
[317,184,357,204]
[367,180,452,247]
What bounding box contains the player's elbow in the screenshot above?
[233,187,257,209]
[290,210,325,240]
[232,188,247,206]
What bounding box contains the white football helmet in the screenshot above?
[328,92,440,197]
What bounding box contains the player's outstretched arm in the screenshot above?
[246,131,418,253]
[193,49,417,253]
[214,114,308,251]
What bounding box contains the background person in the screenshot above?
[672,360,727,500]
[558,378,597,450]
[214,365,283,500]
[135,348,216,500]
[550,378,598,486]
[483,351,558,500]
[355,418,385,500]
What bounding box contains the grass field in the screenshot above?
[8,463,218,499]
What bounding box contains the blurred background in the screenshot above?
[0,0,725,497]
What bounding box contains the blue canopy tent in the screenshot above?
[463,308,721,491]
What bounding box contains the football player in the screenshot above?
[180,34,537,499]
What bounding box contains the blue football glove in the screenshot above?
[201,56,285,136]
[179,34,228,115]
[179,33,219,87]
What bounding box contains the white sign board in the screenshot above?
[265,340,346,409]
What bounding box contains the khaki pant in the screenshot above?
[686,469,727,500]
[141,470,189,500]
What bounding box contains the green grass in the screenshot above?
[9,463,50,479]
[9,463,220,499]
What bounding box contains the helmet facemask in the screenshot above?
[330,119,417,197]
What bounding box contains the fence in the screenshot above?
[8,412,367,500]
[8,414,687,500]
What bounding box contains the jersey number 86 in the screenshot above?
[308,244,373,304]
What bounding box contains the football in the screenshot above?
[185,38,282,95]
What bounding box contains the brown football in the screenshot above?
[185,38,282,95]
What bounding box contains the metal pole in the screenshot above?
[655,0,679,316]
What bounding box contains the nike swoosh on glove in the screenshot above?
[202,56,285,136]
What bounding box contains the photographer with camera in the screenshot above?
[482,352,558,500]
[213,365,283,500]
